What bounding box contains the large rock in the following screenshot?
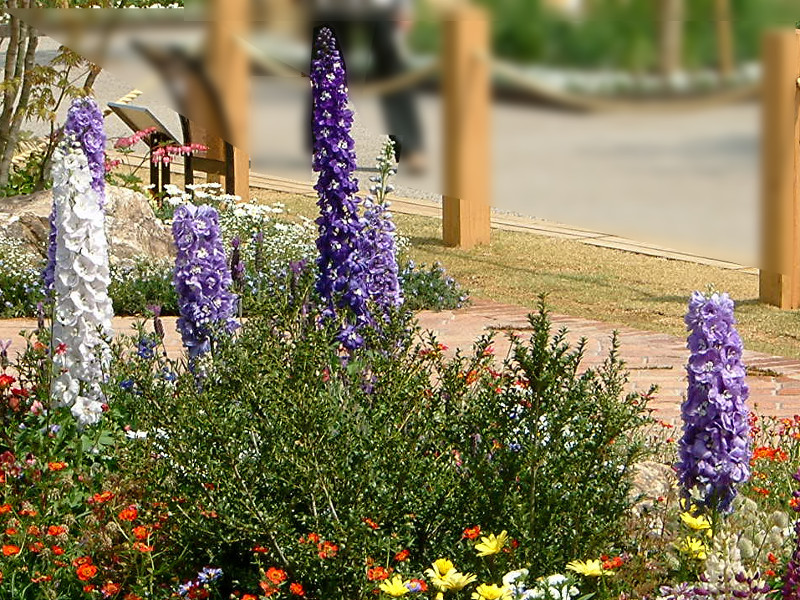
[0,185,175,265]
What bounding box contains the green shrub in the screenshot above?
[115,293,651,598]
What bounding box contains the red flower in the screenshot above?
[242,595,258,600]
[101,581,122,597]
[362,517,380,530]
[73,556,93,567]
[366,567,390,581]
[317,541,338,559]
[0,374,15,389]
[409,579,427,592]
[2,544,20,556]
[602,556,624,570]
[47,525,66,536]
[18,508,37,517]
[28,542,44,553]
[307,532,320,544]
[394,549,410,562]
[84,585,97,593]
[266,567,287,585]
[768,552,778,564]
[258,581,279,597]
[132,526,149,540]
[133,542,154,552]
[0,504,10,515]
[77,563,98,581]
[118,506,138,521]
[252,545,269,554]
[289,582,305,596]
[462,525,481,540]
[52,545,64,555]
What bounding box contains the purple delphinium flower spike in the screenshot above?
[676,291,751,513]
[311,27,371,349]
[783,470,800,599]
[172,204,239,360]
[362,138,403,314]
[43,96,107,296]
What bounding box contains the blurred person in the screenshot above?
[305,0,426,173]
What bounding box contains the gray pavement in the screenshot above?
[14,36,761,267]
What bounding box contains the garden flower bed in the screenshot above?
[1,26,800,600]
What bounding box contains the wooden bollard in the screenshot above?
[442,5,491,249]
[206,0,250,199]
[759,30,800,309]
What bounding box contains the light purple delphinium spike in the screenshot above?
[172,204,239,360]
[362,137,403,314]
[676,291,751,513]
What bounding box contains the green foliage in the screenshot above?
[0,152,51,198]
[0,238,44,318]
[399,259,468,311]
[109,258,178,316]
[412,0,798,69]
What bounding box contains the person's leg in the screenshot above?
[368,18,424,164]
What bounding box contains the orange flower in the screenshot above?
[602,556,624,570]
[132,526,149,540]
[47,525,66,536]
[83,585,97,593]
[29,542,44,553]
[124,594,143,600]
[91,491,114,504]
[394,549,410,562]
[5,527,16,535]
[768,552,778,564]
[133,542,154,553]
[48,462,67,472]
[18,508,37,517]
[362,517,380,530]
[366,566,390,581]
[73,556,93,567]
[2,544,20,556]
[0,374,15,389]
[52,546,64,555]
[289,582,305,596]
[307,532,320,544]
[0,504,10,515]
[31,573,53,583]
[76,563,98,581]
[266,567,287,585]
[252,545,269,554]
[462,525,481,540]
[241,595,258,600]
[28,525,41,536]
[118,506,138,521]
[101,581,122,597]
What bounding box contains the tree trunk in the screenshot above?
[658,0,684,78]
[0,7,36,190]
[0,0,21,166]
[714,0,734,79]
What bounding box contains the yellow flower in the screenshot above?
[681,512,712,531]
[379,575,411,597]
[475,530,508,557]
[425,559,457,591]
[444,570,478,591]
[565,559,612,577]
[471,583,512,600]
[679,537,708,560]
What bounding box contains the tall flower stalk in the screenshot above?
[172,204,239,360]
[43,97,107,296]
[311,26,370,350]
[49,136,114,427]
[362,137,403,314]
[783,469,800,599]
[677,291,751,513]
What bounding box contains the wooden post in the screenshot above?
[658,0,684,78]
[207,0,250,199]
[442,4,491,248]
[714,0,735,79]
[759,30,800,309]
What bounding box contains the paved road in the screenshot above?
[18,37,761,266]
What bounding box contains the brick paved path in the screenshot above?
[3,298,800,423]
